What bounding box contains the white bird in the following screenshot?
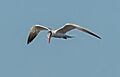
[27,23,101,44]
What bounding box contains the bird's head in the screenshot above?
[47,31,52,44]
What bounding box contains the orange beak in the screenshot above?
[48,33,52,44]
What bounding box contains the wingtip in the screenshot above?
[27,37,32,44]
[27,37,31,45]
[27,41,30,45]
[99,37,102,39]
[96,36,102,40]
[27,42,29,45]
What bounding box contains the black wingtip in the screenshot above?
[27,37,33,45]
[27,41,30,45]
[99,37,102,39]
[27,32,38,45]
[27,36,31,45]
[27,39,31,45]
[95,36,102,39]
[95,35,102,40]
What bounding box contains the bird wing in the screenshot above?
[27,25,51,44]
[56,23,101,39]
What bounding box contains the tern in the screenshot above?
[27,23,101,44]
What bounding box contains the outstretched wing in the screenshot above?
[56,23,101,39]
[27,25,51,44]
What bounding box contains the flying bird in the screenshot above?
[27,23,101,44]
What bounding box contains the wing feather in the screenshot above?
[56,23,101,39]
[27,25,51,44]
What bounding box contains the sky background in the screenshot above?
[0,0,120,77]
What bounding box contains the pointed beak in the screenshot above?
[48,33,52,44]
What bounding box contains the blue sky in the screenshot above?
[0,0,120,77]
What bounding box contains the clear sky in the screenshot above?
[0,0,120,77]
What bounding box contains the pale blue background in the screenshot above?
[0,0,120,77]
